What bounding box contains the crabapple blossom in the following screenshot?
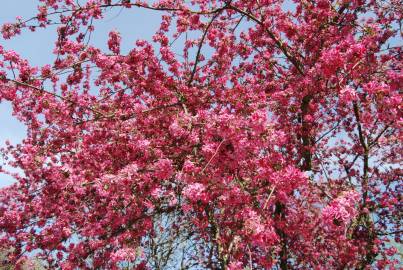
[0,0,401,269]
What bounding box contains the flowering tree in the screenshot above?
[0,0,401,269]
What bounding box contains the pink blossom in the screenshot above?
[228,261,244,270]
[169,120,185,137]
[322,191,360,227]
[154,159,173,179]
[0,0,400,268]
[339,86,358,103]
[183,183,207,202]
[110,248,137,263]
[108,30,121,54]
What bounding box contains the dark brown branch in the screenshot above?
[353,101,369,200]
[9,79,105,116]
[227,5,304,75]
[301,95,313,171]
[187,8,223,86]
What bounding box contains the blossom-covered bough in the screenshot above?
[0,0,401,269]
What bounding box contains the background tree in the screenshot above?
[0,0,401,269]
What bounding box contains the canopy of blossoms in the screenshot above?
[0,0,401,269]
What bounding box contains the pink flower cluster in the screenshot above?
[183,183,208,203]
[339,86,358,104]
[110,248,137,263]
[0,0,400,268]
[108,30,121,54]
[322,191,360,228]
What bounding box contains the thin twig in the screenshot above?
[187,9,222,86]
[201,139,225,174]
[9,78,104,116]
[263,186,276,210]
